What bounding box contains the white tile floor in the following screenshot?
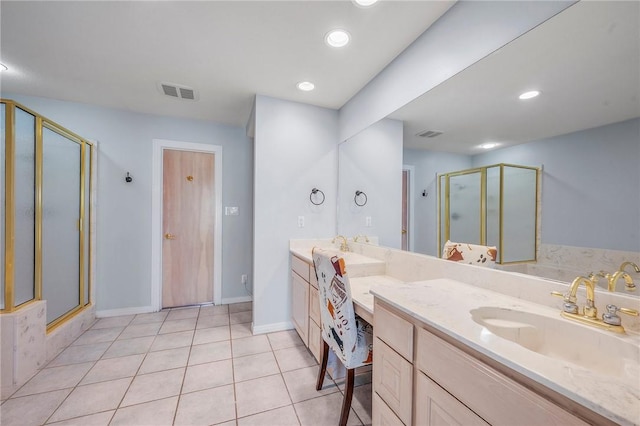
[0,302,372,426]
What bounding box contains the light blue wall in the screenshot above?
[253,95,338,332]
[402,149,471,256]
[473,118,640,252]
[3,93,254,311]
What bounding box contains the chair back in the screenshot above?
[312,248,372,369]
[442,240,497,267]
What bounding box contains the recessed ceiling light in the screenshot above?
[353,0,378,7]
[325,29,351,48]
[0,63,8,72]
[297,81,315,92]
[519,90,540,100]
[479,143,499,150]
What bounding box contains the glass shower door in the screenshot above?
[42,127,81,324]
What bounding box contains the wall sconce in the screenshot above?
[125,172,133,183]
[354,190,367,206]
[310,187,325,205]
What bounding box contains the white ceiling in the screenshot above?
[391,0,640,154]
[0,0,454,127]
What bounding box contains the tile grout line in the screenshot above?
[170,305,200,425]
[44,307,175,424]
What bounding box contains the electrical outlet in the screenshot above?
[365,216,372,227]
[241,274,247,285]
[298,216,305,228]
[225,206,239,216]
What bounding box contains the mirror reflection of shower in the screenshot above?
[438,164,539,264]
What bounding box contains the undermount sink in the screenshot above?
[470,306,640,380]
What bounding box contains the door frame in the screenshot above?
[151,139,223,310]
[402,165,415,252]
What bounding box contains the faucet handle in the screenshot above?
[617,305,639,316]
[602,304,639,326]
[550,291,578,314]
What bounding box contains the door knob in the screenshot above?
[165,233,176,240]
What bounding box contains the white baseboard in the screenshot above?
[96,305,155,318]
[251,321,294,335]
[221,296,253,305]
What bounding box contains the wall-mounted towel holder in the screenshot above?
[310,188,325,205]
[354,190,367,206]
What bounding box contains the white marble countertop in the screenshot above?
[370,279,640,426]
[290,247,386,279]
[290,246,383,266]
[349,275,403,323]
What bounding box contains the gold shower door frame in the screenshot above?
[1,99,93,332]
[437,163,540,265]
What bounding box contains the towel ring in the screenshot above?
[310,188,325,205]
[354,190,367,206]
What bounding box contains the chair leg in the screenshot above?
[316,340,329,391]
[339,368,355,426]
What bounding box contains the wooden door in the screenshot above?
[162,149,215,308]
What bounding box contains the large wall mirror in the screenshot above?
[336,1,640,295]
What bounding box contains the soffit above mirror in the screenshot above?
[390,1,640,154]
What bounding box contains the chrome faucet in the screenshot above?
[332,235,349,252]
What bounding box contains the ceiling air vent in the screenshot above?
[157,82,199,101]
[416,130,443,138]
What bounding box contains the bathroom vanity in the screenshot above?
[371,280,637,425]
[290,248,393,362]
[289,240,640,426]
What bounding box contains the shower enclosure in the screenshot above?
[1,99,93,330]
[438,163,539,264]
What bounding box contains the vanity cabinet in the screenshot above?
[373,303,414,425]
[373,299,592,426]
[290,254,321,362]
[291,271,309,346]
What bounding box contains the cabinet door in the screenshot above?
[291,272,309,346]
[373,338,413,425]
[309,284,320,325]
[415,371,489,426]
[308,318,321,363]
[372,392,404,426]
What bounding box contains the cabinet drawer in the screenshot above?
[309,284,320,325]
[308,318,321,363]
[372,392,404,426]
[374,303,413,362]
[416,328,588,426]
[291,255,310,282]
[415,371,489,426]
[373,338,412,425]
